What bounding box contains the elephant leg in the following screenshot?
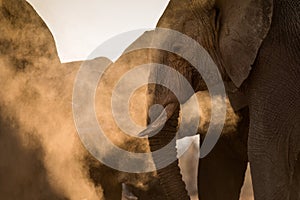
[245,25,300,199]
[246,68,300,200]
[198,107,249,200]
[291,153,300,200]
[247,105,300,200]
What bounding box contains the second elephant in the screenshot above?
[140,0,300,200]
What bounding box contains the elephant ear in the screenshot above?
[217,0,273,87]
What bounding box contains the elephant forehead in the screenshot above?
[183,20,202,39]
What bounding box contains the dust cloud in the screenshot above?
[0,1,156,199]
[1,0,103,199]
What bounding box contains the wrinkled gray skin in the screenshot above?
[142,0,300,200]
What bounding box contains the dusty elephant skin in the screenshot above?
[1,0,299,200]
[142,0,300,200]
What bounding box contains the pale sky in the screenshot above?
[26,0,169,63]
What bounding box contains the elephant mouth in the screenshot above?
[138,103,178,137]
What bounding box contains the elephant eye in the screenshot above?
[212,7,221,31]
[215,8,220,26]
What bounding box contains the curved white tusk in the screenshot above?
[138,103,177,137]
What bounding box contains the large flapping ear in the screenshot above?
[217,0,273,87]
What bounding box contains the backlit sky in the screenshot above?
[26,0,169,63]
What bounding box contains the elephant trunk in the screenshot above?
[138,102,178,137]
[137,82,190,199]
[147,105,190,200]
[137,47,199,199]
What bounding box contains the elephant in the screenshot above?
[3,0,298,199]
[138,0,300,200]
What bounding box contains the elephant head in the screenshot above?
[141,0,273,199]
